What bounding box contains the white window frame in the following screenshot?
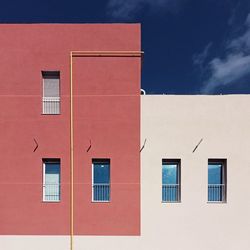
[42,71,60,115]
[92,159,111,203]
[42,160,61,202]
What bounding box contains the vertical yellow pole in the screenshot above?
[68,50,142,250]
[70,52,74,250]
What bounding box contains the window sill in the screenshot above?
[42,200,61,203]
[162,201,181,204]
[207,201,227,204]
[91,200,110,203]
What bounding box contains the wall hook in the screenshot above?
[192,138,203,153]
[87,139,92,152]
[33,138,38,152]
[140,138,147,152]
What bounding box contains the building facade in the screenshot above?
[1,24,250,250]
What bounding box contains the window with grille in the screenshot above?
[42,71,60,114]
[43,159,61,202]
[162,159,181,203]
[208,159,227,203]
[92,159,110,202]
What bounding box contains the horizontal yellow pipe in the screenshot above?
[71,50,144,53]
[71,51,144,57]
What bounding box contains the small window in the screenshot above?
[43,159,61,202]
[92,159,110,202]
[162,159,181,203]
[42,71,60,114]
[208,159,227,203]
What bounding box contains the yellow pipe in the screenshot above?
[71,50,144,53]
[70,51,74,250]
[69,50,143,250]
[71,51,144,57]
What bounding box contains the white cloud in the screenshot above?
[193,42,213,70]
[246,13,250,26]
[227,14,250,52]
[200,13,250,94]
[201,53,250,93]
[106,0,184,19]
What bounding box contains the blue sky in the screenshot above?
[2,0,250,94]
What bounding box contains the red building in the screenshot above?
[0,24,141,236]
[1,24,250,250]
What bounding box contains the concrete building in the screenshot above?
[1,24,250,250]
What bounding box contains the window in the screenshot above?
[43,159,60,202]
[208,159,227,202]
[162,159,181,202]
[92,159,110,202]
[42,71,60,114]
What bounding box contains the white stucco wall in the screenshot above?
[139,95,250,250]
[1,95,250,250]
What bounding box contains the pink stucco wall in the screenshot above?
[0,24,141,235]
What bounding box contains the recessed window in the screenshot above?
[42,71,60,114]
[43,159,61,202]
[92,159,110,202]
[162,159,181,203]
[208,159,227,203]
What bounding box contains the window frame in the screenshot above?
[42,71,61,115]
[92,159,111,203]
[207,159,227,203]
[42,159,61,202]
[162,159,181,203]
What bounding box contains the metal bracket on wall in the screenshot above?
[86,139,92,152]
[33,138,38,152]
[140,138,147,152]
[192,138,203,153]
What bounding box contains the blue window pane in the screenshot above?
[208,163,224,202]
[93,160,110,201]
[162,163,178,185]
[94,162,110,184]
[208,164,222,184]
[44,161,60,201]
[162,162,179,202]
[45,163,60,183]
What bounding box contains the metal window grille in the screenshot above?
[43,97,60,114]
[43,183,60,201]
[92,183,110,202]
[162,184,180,202]
[208,184,226,202]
